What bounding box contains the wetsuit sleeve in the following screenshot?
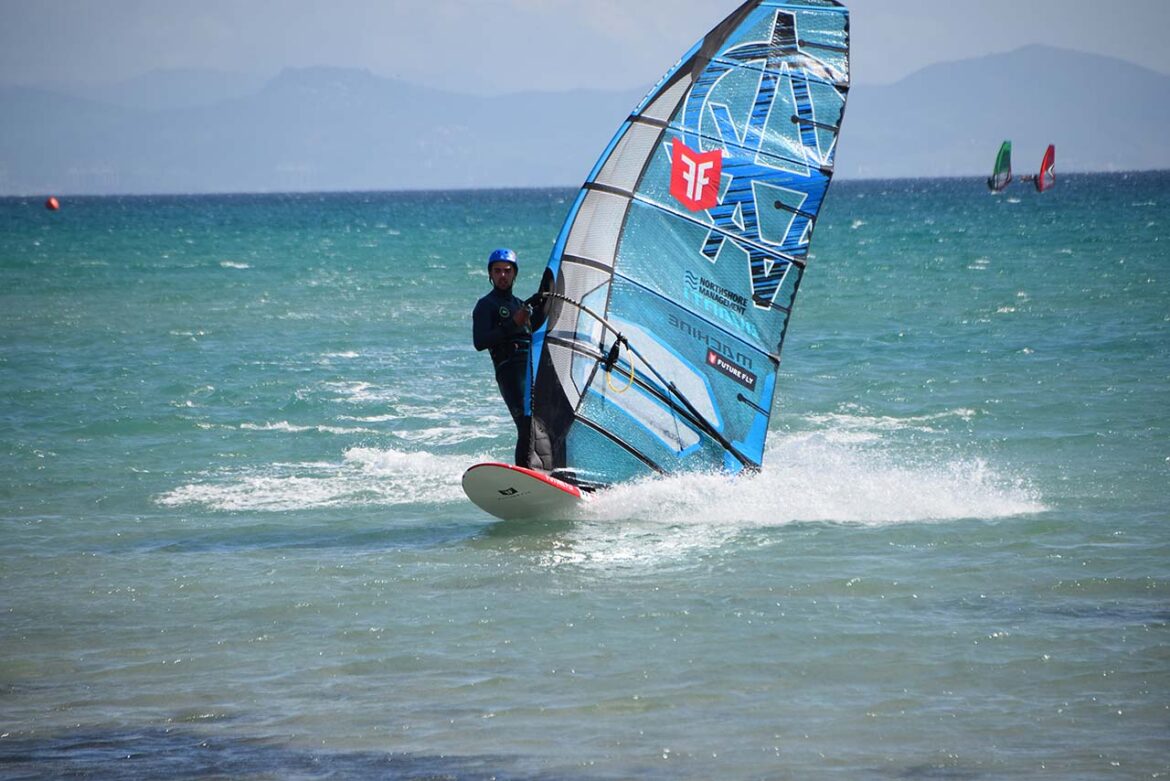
[525,268,555,331]
[473,297,516,352]
[524,292,546,332]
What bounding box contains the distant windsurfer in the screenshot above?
[472,248,543,466]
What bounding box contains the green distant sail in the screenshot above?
[987,140,1012,192]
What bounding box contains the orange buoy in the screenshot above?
[45,196,60,211]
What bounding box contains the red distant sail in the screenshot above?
[1036,144,1055,192]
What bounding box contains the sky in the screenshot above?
[1,0,1168,95]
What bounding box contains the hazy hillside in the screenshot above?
[0,68,645,195]
[0,45,1166,195]
[50,68,268,111]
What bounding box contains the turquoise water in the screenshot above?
[1,175,1167,779]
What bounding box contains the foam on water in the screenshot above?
[538,431,1045,570]
[550,403,1041,570]
[239,421,379,435]
[317,351,360,361]
[157,447,474,511]
[582,431,1043,527]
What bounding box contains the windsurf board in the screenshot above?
[461,462,583,521]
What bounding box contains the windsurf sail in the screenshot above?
[1036,144,1055,192]
[987,140,1012,192]
[525,0,850,486]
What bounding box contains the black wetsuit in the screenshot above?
[473,287,532,466]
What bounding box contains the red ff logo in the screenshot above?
[670,138,721,211]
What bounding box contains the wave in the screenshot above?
[799,406,976,439]
[239,421,379,435]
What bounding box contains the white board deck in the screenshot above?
[462,462,584,521]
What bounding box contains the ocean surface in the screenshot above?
[1,174,1167,780]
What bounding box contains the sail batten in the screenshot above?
[527,0,849,485]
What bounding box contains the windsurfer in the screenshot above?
[472,248,542,466]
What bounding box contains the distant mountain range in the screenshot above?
[0,45,1166,195]
[842,45,1170,179]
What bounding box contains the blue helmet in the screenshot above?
[487,248,517,270]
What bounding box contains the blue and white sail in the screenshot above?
[527,0,849,486]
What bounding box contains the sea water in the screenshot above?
[1,175,1167,779]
